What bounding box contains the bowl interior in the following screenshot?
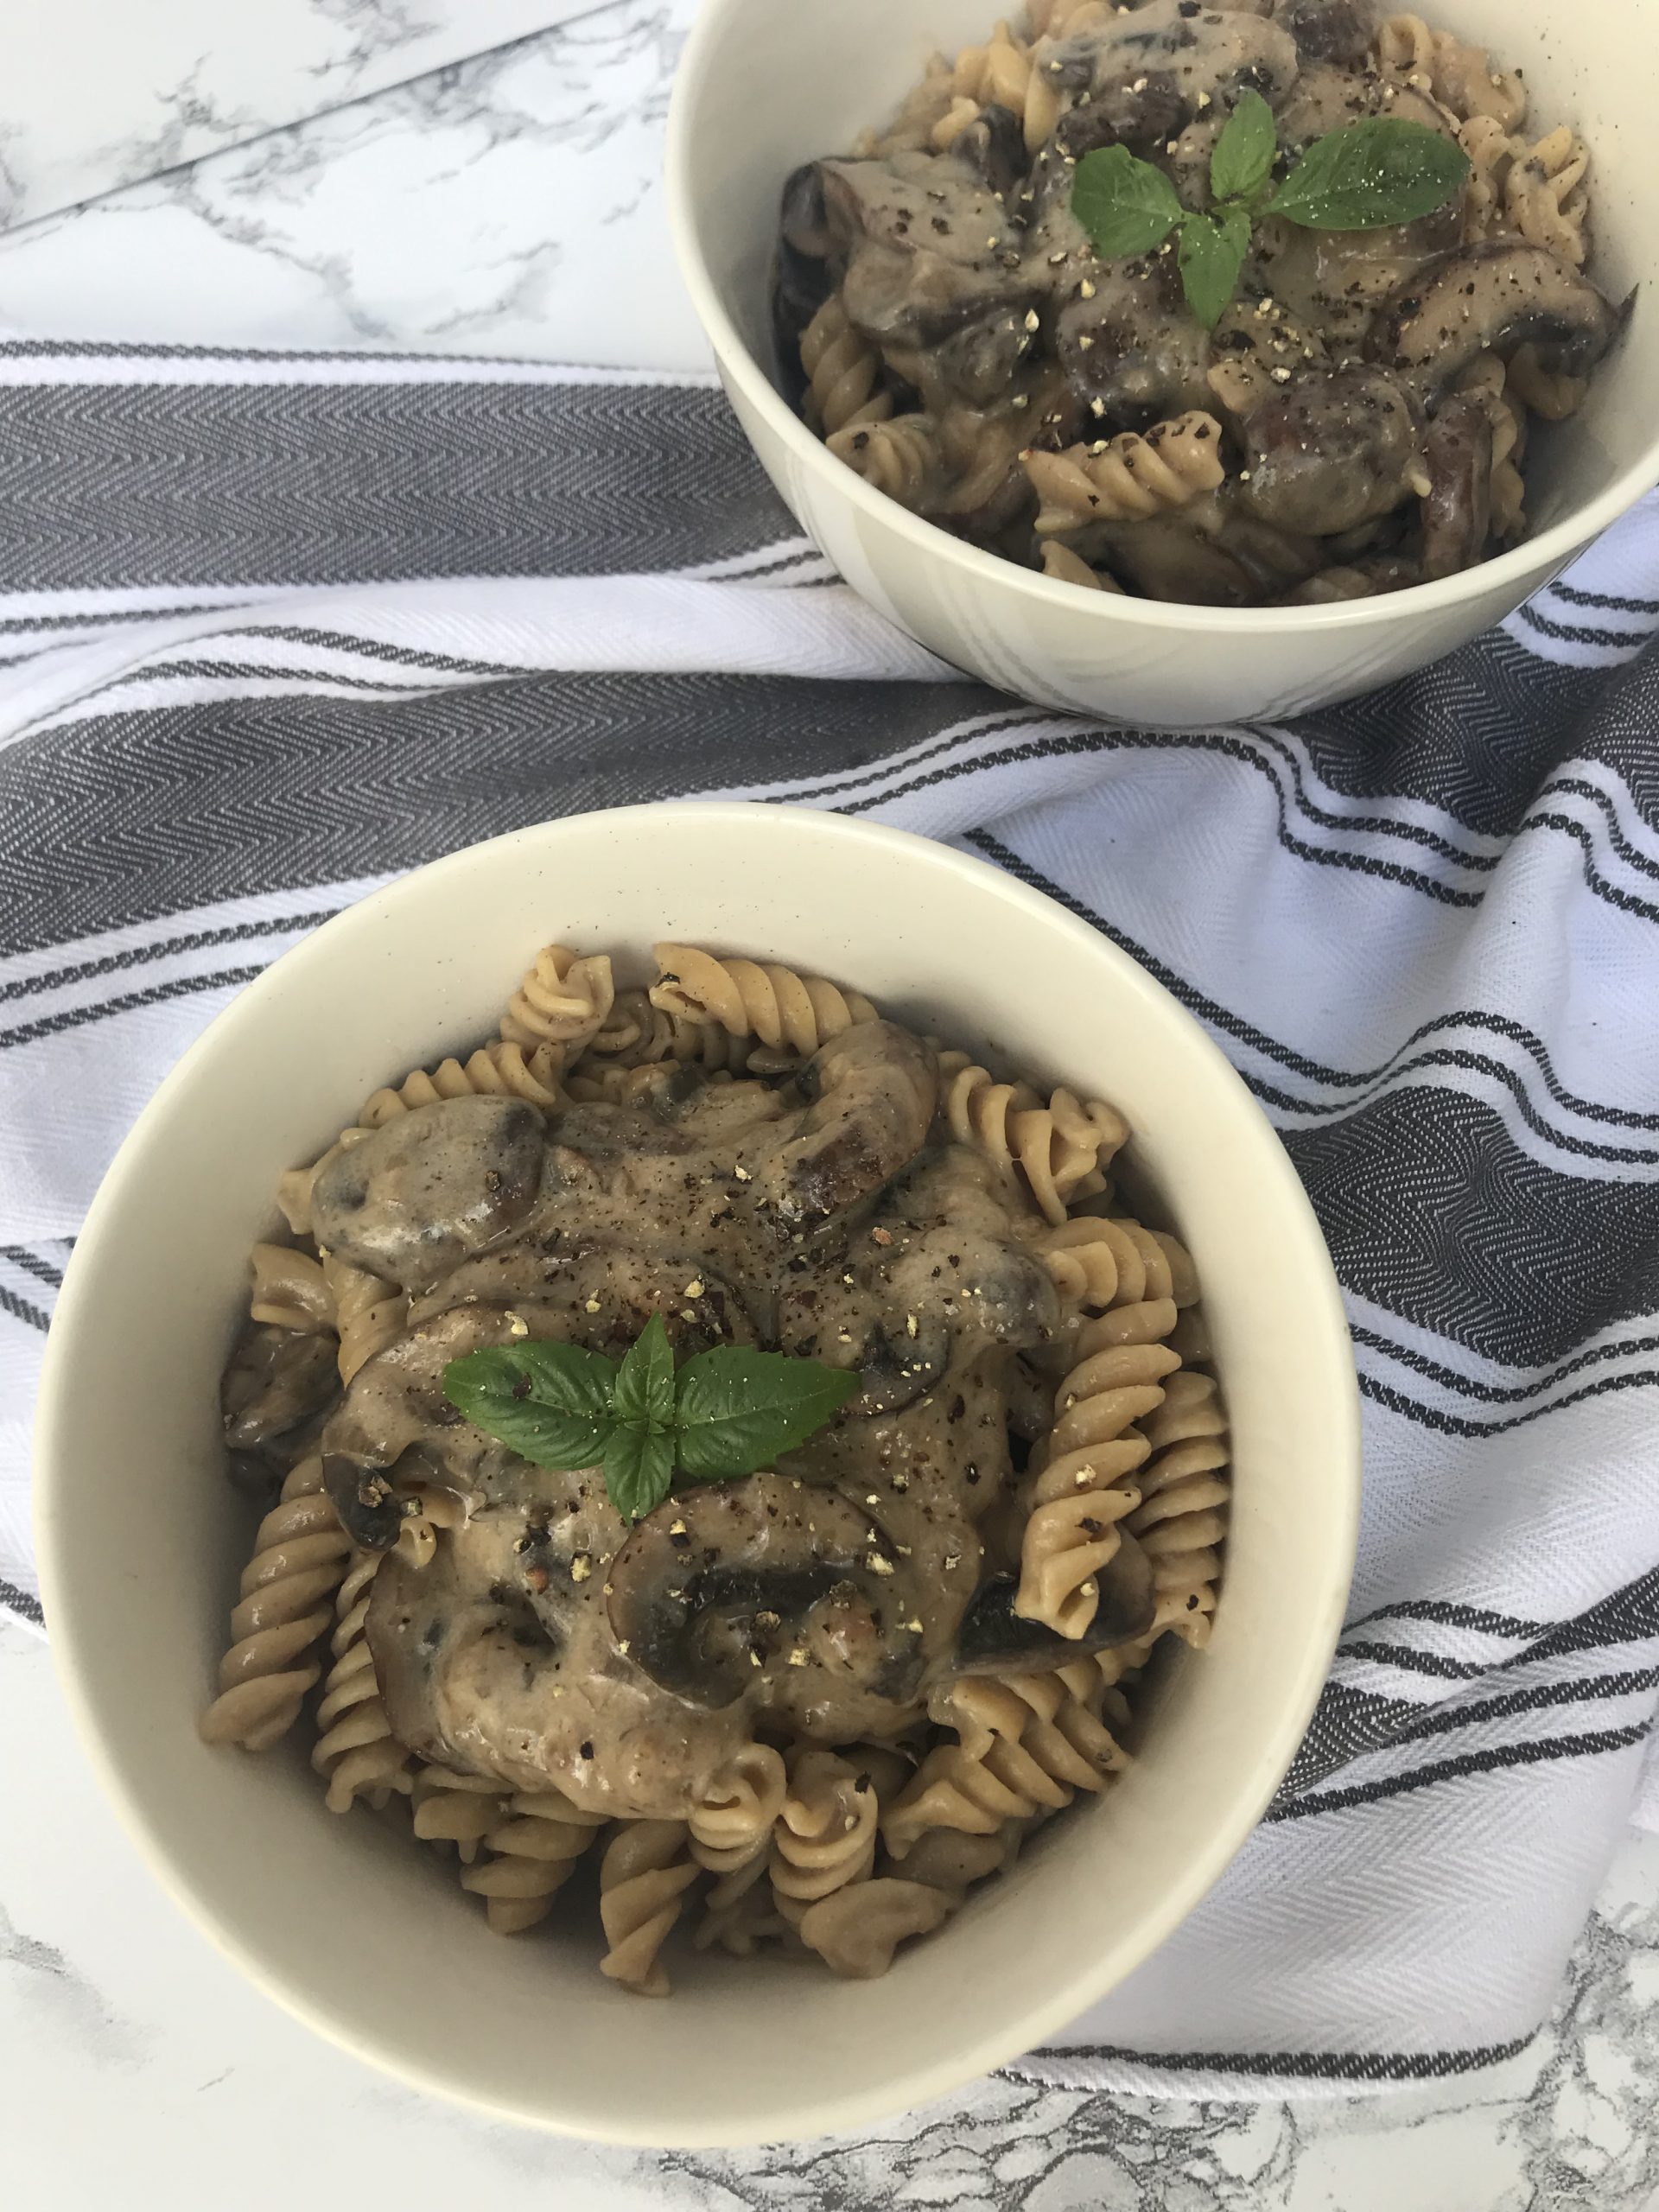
[675,0,1659,550]
[37,804,1357,2145]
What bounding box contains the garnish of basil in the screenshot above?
[1070,92,1469,331]
[443,1319,861,1524]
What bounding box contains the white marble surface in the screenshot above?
[3,3,1659,2200]
[0,0,607,233]
[0,0,711,369]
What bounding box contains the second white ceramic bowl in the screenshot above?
[36,803,1357,2144]
[667,0,1659,727]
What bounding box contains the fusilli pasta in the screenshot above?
[1504,125,1590,268]
[943,18,1061,155]
[1125,1369,1230,1650]
[650,944,878,1058]
[1457,355,1528,540]
[1016,1340,1180,1638]
[311,1552,412,1813]
[321,1252,407,1384]
[799,296,893,437]
[410,1764,506,1864]
[688,1744,790,1873]
[248,1243,334,1334]
[1376,15,1525,130]
[1040,540,1122,592]
[499,944,614,1056]
[770,1750,880,1920]
[938,1054,1126,1225]
[827,413,942,509]
[1022,416,1226,534]
[461,1789,609,1935]
[599,1820,700,1996]
[798,1879,954,1978]
[359,1039,565,1127]
[198,1456,351,1751]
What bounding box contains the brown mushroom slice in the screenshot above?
[408,1240,757,1359]
[320,1300,556,1548]
[606,1473,921,1710]
[1368,243,1624,397]
[756,1021,938,1230]
[221,1321,340,1456]
[1269,0,1376,67]
[310,1096,545,1294]
[948,1542,1155,1676]
[1237,366,1424,537]
[1419,392,1495,580]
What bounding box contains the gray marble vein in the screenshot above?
[0,0,613,233]
[0,0,704,368]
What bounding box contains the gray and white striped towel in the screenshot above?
[3,340,1656,2100]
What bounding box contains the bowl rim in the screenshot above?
[664,0,1659,638]
[34,801,1362,2144]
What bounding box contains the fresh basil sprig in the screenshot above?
[1070,91,1470,329]
[442,1314,861,1524]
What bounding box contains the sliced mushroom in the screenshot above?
[607,1473,923,1709]
[311,1096,545,1294]
[1052,257,1215,429]
[1419,391,1494,579]
[950,102,1029,200]
[1270,0,1376,62]
[320,1301,550,1548]
[1237,365,1423,536]
[756,1021,938,1230]
[221,1322,339,1453]
[1053,0,1301,141]
[1368,243,1624,397]
[1093,512,1260,605]
[948,1542,1156,1676]
[774,162,840,385]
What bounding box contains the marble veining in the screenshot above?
[0,0,609,234]
[0,0,704,368]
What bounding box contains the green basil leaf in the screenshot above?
[613,1311,676,1431]
[442,1343,618,1470]
[604,1420,676,1524]
[1177,203,1251,329]
[1071,144,1184,259]
[1268,117,1471,231]
[674,1346,863,1479]
[1209,87,1277,207]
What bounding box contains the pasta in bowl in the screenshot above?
[36,804,1357,2142]
[667,0,1659,721]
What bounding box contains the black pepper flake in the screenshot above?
[579,1740,594,1761]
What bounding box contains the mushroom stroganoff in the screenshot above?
[777,0,1623,606]
[202,942,1228,1992]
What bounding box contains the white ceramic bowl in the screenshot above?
[36,803,1358,2145]
[667,0,1659,727]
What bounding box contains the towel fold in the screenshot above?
[2,339,1656,2096]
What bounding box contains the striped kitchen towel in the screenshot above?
[1,338,1656,2099]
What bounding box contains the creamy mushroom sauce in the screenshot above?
[280,1026,1092,1821]
[778,0,1622,605]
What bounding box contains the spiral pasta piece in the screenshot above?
[410,1764,508,1865]
[248,1243,334,1334]
[499,944,614,1056]
[882,1738,1056,1857]
[461,1789,609,1934]
[1016,1340,1181,1638]
[1456,356,1528,540]
[688,1744,790,1874]
[1506,343,1588,423]
[799,296,894,437]
[599,1820,701,1995]
[798,1879,955,1978]
[1376,16,1525,129]
[321,1252,408,1384]
[391,1484,467,1572]
[1023,415,1226,534]
[1039,1217,1197,1348]
[939,1661,1129,1794]
[1125,1369,1230,1650]
[827,413,943,509]
[770,1750,880,1920]
[896,1822,1024,1898]
[1458,114,1516,241]
[359,1039,565,1128]
[939,1054,1124,1224]
[651,944,878,1058]
[942,18,1062,155]
[1040,540,1122,592]
[312,1552,411,1813]
[1503,125,1590,267]
[694,1850,791,1956]
[199,1456,352,1751]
